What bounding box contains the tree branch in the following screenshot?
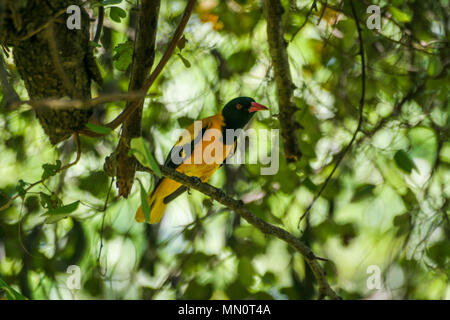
[114,0,161,198]
[290,0,318,42]
[136,162,341,300]
[9,91,149,111]
[265,0,303,162]
[93,3,104,44]
[103,0,197,132]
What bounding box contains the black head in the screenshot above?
[222,97,268,130]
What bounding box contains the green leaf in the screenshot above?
[109,6,127,23]
[238,257,256,287]
[427,56,443,77]
[177,35,188,51]
[130,137,162,178]
[43,214,70,224]
[394,150,418,174]
[427,240,450,269]
[42,160,62,180]
[45,200,80,215]
[302,177,318,192]
[41,201,80,223]
[226,50,256,74]
[261,272,276,285]
[39,192,62,210]
[15,179,29,199]
[138,180,150,223]
[42,200,80,216]
[85,123,112,135]
[225,280,250,299]
[182,281,213,300]
[89,41,102,48]
[393,212,410,236]
[177,53,191,68]
[39,192,51,209]
[0,278,27,300]
[113,41,134,71]
[389,7,412,23]
[351,184,376,202]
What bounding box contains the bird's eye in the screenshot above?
[236,104,243,110]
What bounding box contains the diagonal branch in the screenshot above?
[103,0,196,132]
[80,0,196,137]
[136,161,341,300]
[290,0,318,42]
[265,0,303,162]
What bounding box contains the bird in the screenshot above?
[135,97,269,224]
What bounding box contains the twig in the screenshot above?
[9,91,148,111]
[290,0,318,41]
[265,0,303,162]
[97,178,114,277]
[16,9,67,42]
[93,5,104,44]
[298,0,366,226]
[78,0,196,138]
[136,162,341,300]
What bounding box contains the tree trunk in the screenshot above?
[1,0,102,144]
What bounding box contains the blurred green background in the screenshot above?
[0,0,448,299]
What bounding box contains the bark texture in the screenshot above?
[265,0,302,161]
[114,0,160,198]
[1,0,102,144]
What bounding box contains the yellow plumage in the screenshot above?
[135,111,235,224]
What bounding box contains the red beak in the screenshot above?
[249,101,269,113]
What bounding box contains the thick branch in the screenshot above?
[265,0,302,162]
[136,162,341,300]
[115,0,161,198]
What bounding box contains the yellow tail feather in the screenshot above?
[135,178,182,224]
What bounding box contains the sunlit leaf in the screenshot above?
[130,137,162,178]
[85,123,112,135]
[109,6,127,23]
[0,279,27,300]
[113,41,134,71]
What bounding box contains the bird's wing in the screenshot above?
[148,116,215,203]
[221,139,237,167]
[164,117,213,169]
